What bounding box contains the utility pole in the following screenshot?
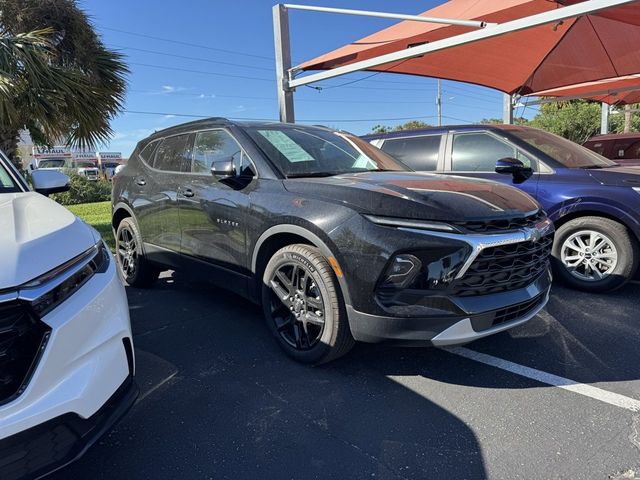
[600,102,609,134]
[624,104,632,133]
[436,79,442,126]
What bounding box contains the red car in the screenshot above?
[583,133,640,165]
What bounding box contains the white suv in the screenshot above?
[0,154,136,479]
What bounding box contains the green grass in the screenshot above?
[66,201,114,251]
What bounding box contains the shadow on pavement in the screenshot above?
[51,272,487,480]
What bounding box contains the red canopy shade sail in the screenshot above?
[531,75,640,105]
[299,0,640,96]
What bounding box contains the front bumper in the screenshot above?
[0,253,135,478]
[0,376,137,480]
[348,269,551,345]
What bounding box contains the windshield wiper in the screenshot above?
[286,171,343,178]
[579,164,616,170]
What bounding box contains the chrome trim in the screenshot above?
[0,243,102,304]
[432,290,550,346]
[0,291,19,304]
[364,214,458,232]
[398,216,553,279]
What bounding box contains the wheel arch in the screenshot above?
[112,202,135,231]
[250,225,353,308]
[554,207,640,245]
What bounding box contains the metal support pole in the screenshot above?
[601,102,609,134]
[436,80,442,127]
[503,94,514,124]
[282,4,492,29]
[273,4,295,123]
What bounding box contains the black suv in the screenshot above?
[112,119,553,364]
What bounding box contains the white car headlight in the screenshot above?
[21,242,110,317]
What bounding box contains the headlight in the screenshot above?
[21,242,110,317]
[633,187,640,194]
[364,215,460,233]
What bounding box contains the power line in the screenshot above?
[123,109,443,123]
[127,89,441,104]
[113,45,274,72]
[129,62,274,82]
[101,26,274,61]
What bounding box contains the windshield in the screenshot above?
[75,161,97,168]
[510,128,617,169]
[244,126,408,177]
[38,158,68,168]
[0,158,21,193]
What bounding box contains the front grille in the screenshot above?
[0,420,78,480]
[492,293,546,327]
[451,234,553,297]
[471,293,546,332]
[454,211,546,234]
[0,301,50,404]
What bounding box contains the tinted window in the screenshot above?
[451,132,516,172]
[381,135,441,171]
[192,130,254,177]
[154,135,192,172]
[0,160,19,192]
[626,141,640,159]
[139,140,159,165]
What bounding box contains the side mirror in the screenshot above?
[31,169,70,196]
[211,159,235,180]
[495,157,533,184]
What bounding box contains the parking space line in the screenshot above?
[444,347,640,412]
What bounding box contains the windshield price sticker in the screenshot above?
[258,130,314,163]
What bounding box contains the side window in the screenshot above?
[451,132,516,172]
[154,134,193,172]
[138,140,159,165]
[193,129,255,177]
[381,135,441,171]
[626,141,640,159]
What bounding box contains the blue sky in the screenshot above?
[83,0,537,156]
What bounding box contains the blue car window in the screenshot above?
[452,133,515,172]
[380,135,441,171]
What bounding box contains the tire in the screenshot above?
[552,216,639,292]
[115,217,160,287]
[261,244,355,364]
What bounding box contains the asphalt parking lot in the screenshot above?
[52,273,640,480]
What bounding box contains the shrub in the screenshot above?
[50,172,111,205]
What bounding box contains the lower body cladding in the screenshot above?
[347,270,551,345]
[0,255,137,480]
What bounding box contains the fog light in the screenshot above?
[382,254,422,289]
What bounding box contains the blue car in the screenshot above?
[363,125,640,292]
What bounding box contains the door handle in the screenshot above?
[181,188,194,198]
[135,178,146,186]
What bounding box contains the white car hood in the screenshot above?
[0,192,98,290]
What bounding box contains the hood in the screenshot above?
[586,166,640,187]
[283,172,540,221]
[0,192,98,290]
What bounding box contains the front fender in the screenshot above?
[548,199,640,241]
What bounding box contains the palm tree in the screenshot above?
[0,0,128,168]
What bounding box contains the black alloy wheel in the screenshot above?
[268,262,326,350]
[262,244,355,364]
[115,217,159,287]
